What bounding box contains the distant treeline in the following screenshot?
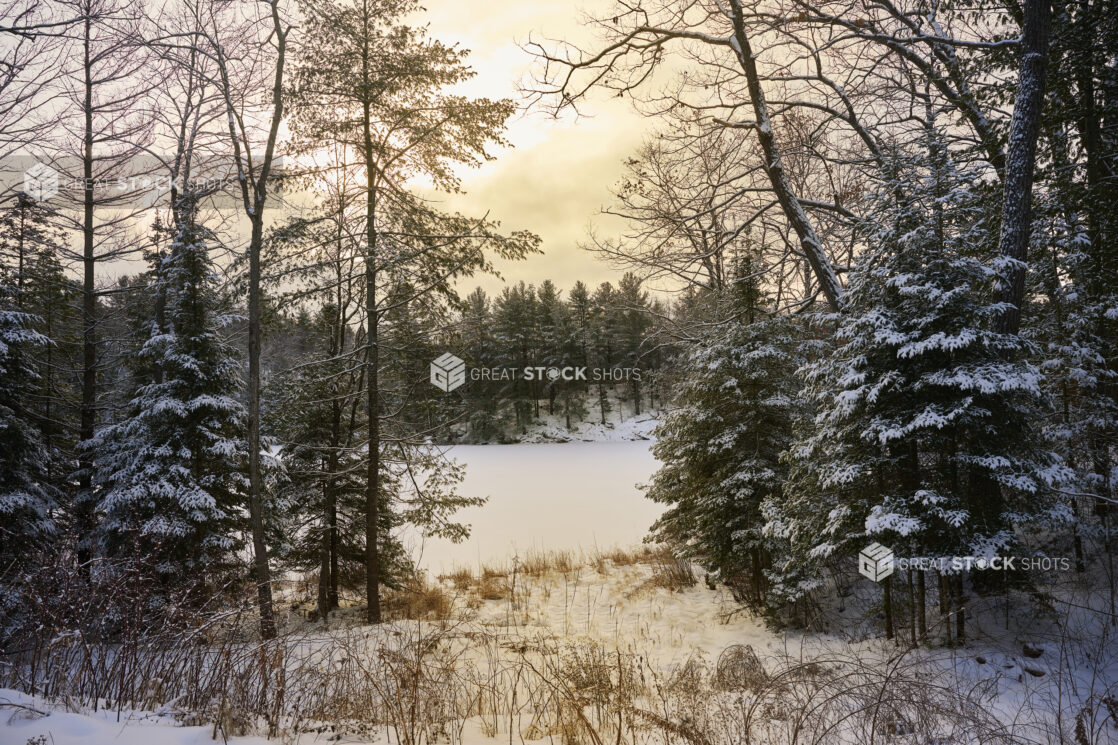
[269,273,674,444]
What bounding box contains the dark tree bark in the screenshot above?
[78,8,96,565]
[247,211,276,639]
[216,0,291,640]
[317,462,331,619]
[916,570,926,641]
[727,0,845,312]
[362,64,382,622]
[996,0,1051,335]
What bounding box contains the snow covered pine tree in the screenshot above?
[0,276,55,626]
[777,137,1071,641]
[647,256,806,611]
[92,205,247,594]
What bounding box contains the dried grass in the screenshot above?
[479,574,509,600]
[438,567,474,592]
[649,548,696,591]
[383,578,453,621]
[520,549,576,577]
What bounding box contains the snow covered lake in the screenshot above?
[407,441,663,573]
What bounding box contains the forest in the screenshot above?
[0,0,1116,742]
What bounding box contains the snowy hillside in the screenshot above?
[505,410,659,443]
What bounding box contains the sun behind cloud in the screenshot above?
[418,0,650,293]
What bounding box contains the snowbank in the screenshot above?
[0,689,271,745]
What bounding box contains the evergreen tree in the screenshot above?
[552,287,588,429]
[612,272,653,415]
[535,279,564,416]
[458,288,504,441]
[92,209,247,587]
[0,274,55,625]
[493,282,538,432]
[776,143,1071,639]
[290,0,537,623]
[381,283,447,433]
[647,258,803,608]
[1029,15,1118,594]
[0,195,79,496]
[1029,183,1118,594]
[590,282,616,424]
[267,308,368,616]
[566,280,594,392]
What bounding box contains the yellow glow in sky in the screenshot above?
[419,0,649,295]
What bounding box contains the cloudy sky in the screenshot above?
[418,0,651,296]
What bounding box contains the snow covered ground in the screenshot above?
[5,443,1116,745]
[6,555,1115,745]
[0,689,272,745]
[404,440,664,573]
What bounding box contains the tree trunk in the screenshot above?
[363,81,382,622]
[77,10,96,568]
[247,214,276,640]
[907,570,917,647]
[954,574,966,642]
[215,0,287,641]
[328,491,339,609]
[317,469,330,620]
[726,0,844,312]
[883,575,894,640]
[939,572,952,646]
[365,241,380,624]
[916,570,926,641]
[996,0,1051,335]
[15,200,25,303]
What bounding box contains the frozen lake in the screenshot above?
[407,441,663,573]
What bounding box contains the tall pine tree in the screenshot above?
[0,265,55,626]
[92,205,247,589]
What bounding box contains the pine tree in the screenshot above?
[267,308,368,616]
[493,282,538,432]
[535,280,564,416]
[381,283,446,433]
[1030,6,1118,602]
[92,209,247,588]
[590,282,616,424]
[776,141,1071,639]
[0,275,55,625]
[612,273,653,415]
[566,281,594,394]
[552,287,588,429]
[290,0,536,623]
[0,195,79,497]
[459,288,504,442]
[647,257,803,608]
[1030,176,1118,597]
